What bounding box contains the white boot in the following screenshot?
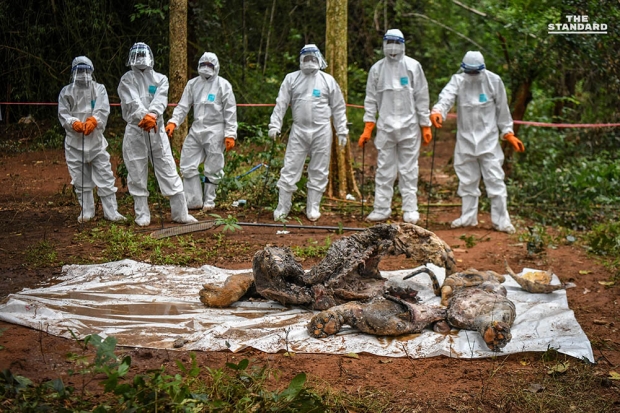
[77,190,96,223]
[490,196,515,234]
[183,176,203,210]
[306,189,323,222]
[170,193,198,224]
[134,196,151,227]
[451,196,478,228]
[101,194,126,222]
[367,208,391,222]
[273,190,293,221]
[203,183,217,211]
[403,210,420,224]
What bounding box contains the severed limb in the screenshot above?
[505,261,576,293]
[308,295,447,338]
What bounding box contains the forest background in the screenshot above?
[1,0,620,239]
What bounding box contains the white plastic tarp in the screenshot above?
[0,259,593,361]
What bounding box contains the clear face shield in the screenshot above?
[198,60,215,79]
[71,63,95,87]
[383,36,405,59]
[460,52,485,76]
[126,43,154,69]
[299,45,327,73]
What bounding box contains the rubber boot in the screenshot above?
[273,190,293,221]
[183,176,203,210]
[490,196,515,234]
[403,210,420,224]
[451,196,478,228]
[367,208,391,222]
[306,189,323,222]
[134,196,151,227]
[101,194,126,222]
[203,183,217,211]
[77,190,96,223]
[170,193,198,224]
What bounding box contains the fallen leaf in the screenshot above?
[547,362,569,375]
[520,360,530,366]
[379,359,393,364]
[457,259,463,263]
[582,288,590,294]
[345,353,359,359]
[579,270,591,275]
[524,383,544,393]
[599,281,615,286]
[593,319,607,325]
[283,352,295,357]
[608,371,620,380]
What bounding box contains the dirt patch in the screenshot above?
[0,126,618,410]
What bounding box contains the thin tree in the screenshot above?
[325,0,360,200]
[169,0,188,152]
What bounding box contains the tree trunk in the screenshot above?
[169,0,188,152]
[325,0,360,200]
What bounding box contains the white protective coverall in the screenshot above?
[118,43,196,226]
[431,51,515,233]
[363,29,431,223]
[58,56,125,223]
[168,52,237,210]
[269,44,348,221]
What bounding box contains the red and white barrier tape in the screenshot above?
[1,102,619,128]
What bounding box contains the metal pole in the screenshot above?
[79,131,85,229]
[361,141,365,220]
[425,126,437,228]
[146,129,165,229]
[256,136,277,222]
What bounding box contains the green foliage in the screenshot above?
[292,237,332,259]
[585,221,620,257]
[210,213,242,232]
[76,223,217,265]
[518,224,555,256]
[24,240,58,268]
[508,128,620,228]
[459,234,477,249]
[0,333,330,411]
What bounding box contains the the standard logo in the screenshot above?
[548,15,607,34]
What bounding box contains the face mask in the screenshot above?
[133,64,148,70]
[199,67,215,78]
[75,73,92,83]
[384,43,404,58]
[300,60,319,73]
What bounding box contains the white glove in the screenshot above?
[268,128,280,140]
[338,134,348,147]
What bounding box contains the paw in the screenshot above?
[307,310,343,338]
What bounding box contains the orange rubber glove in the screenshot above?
[504,132,525,152]
[83,116,97,135]
[224,137,235,151]
[422,126,432,146]
[430,112,443,129]
[165,123,176,138]
[358,122,375,148]
[72,120,84,133]
[138,113,158,132]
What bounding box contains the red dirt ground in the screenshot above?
[0,125,618,411]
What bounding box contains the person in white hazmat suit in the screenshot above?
[58,56,126,223]
[358,29,432,224]
[166,52,237,211]
[268,44,348,222]
[118,42,197,227]
[430,51,525,234]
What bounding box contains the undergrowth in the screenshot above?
[0,333,386,412]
